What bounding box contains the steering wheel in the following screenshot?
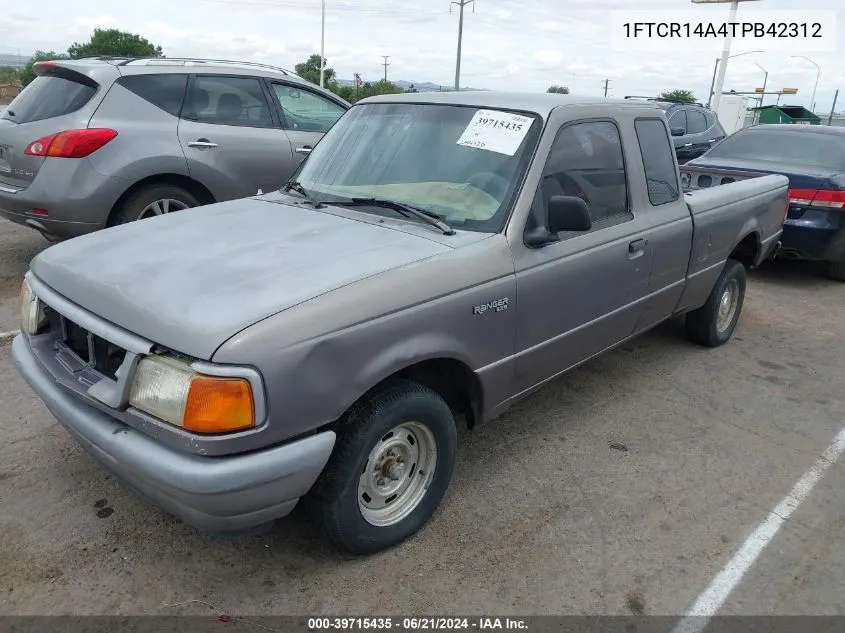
[467,171,511,201]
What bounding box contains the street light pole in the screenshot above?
[755,62,767,107]
[706,49,763,108]
[791,55,820,112]
[692,0,762,112]
[319,0,326,88]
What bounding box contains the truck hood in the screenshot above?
[30,197,461,359]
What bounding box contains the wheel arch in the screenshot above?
[107,174,217,226]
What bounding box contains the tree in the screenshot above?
[295,54,337,89]
[0,66,19,84]
[547,85,570,94]
[659,89,696,104]
[20,51,69,87]
[359,80,404,99]
[67,28,163,59]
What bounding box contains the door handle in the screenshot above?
[683,143,693,148]
[187,139,218,149]
[629,239,648,258]
[295,146,313,155]
[707,139,718,143]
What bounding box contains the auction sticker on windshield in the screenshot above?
[456,110,534,156]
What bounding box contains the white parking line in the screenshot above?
[672,425,845,633]
[0,329,20,341]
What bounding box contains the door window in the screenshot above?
[536,120,630,230]
[668,109,687,133]
[182,75,273,128]
[635,119,680,206]
[271,83,346,133]
[686,109,708,134]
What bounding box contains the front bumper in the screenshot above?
[11,334,335,534]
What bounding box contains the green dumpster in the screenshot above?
[751,105,821,125]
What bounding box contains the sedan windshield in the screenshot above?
[706,128,845,171]
[294,103,541,233]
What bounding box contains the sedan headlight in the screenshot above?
[129,355,255,434]
[20,278,47,335]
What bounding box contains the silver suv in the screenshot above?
[0,57,349,240]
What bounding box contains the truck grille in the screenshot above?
[52,311,127,381]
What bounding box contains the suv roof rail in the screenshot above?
[75,56,301,77]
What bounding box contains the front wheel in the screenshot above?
[685,258,747,347]
[307,380,457,555]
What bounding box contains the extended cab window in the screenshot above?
[271,83,345,133]
[635,119,680,205]
[117,74,188,117]
[182,76,273,128]
[537,120,630,228]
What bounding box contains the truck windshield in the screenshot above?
[294,103,541,233]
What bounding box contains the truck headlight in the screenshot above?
[129,355,255,434]
[20,278,47,335]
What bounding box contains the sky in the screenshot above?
[1,0,842,112]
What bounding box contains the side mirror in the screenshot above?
[670,127,686,137]
[548,195,592,233]
[524,195,592,248]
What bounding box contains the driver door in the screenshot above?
[267,81,347,167]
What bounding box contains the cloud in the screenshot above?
[0,0,842,110]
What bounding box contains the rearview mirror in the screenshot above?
[548,195,592,233]
[670,127,686,137]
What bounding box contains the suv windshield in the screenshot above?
[707,128,845,170]
[1,75,97,124]
[294,103,541,232]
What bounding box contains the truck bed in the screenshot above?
[676,173,789,313]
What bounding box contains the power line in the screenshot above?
[451,0,474,91]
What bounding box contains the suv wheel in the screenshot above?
[111,184,200,226]
[307,380,457,555]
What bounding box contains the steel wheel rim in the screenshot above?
[138,198,190,220]
[716,279,739,333]
[358,421,438,527]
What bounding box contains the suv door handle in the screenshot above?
[629,239,648,258]
[187,139,218,149]
[295,146,313,155]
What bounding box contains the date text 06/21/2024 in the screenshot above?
[307,617,529,630]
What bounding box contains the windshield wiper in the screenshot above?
[281,180,324,208]
[335,197,455,236]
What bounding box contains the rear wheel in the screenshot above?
[827,261,845,282]
[685,258,747,347]
[111,184,200,226]
[307,380,457,555]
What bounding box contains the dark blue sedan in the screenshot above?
[681,124,845,281]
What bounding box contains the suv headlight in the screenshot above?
[129,355,255,434]
[20,278,47,335]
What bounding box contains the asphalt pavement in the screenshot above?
[0,217,843,618]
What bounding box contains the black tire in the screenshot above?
[828,261,845,282]
[307,380,457,555]
[110,184,200,226]
[685,258,747,347]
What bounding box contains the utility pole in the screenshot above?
[829,89,839,126]
[382,56,390,82]
[320,0,326,88]
[451,0,474,91]
[602,79,610,97]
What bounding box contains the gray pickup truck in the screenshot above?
[12,92,787,554]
